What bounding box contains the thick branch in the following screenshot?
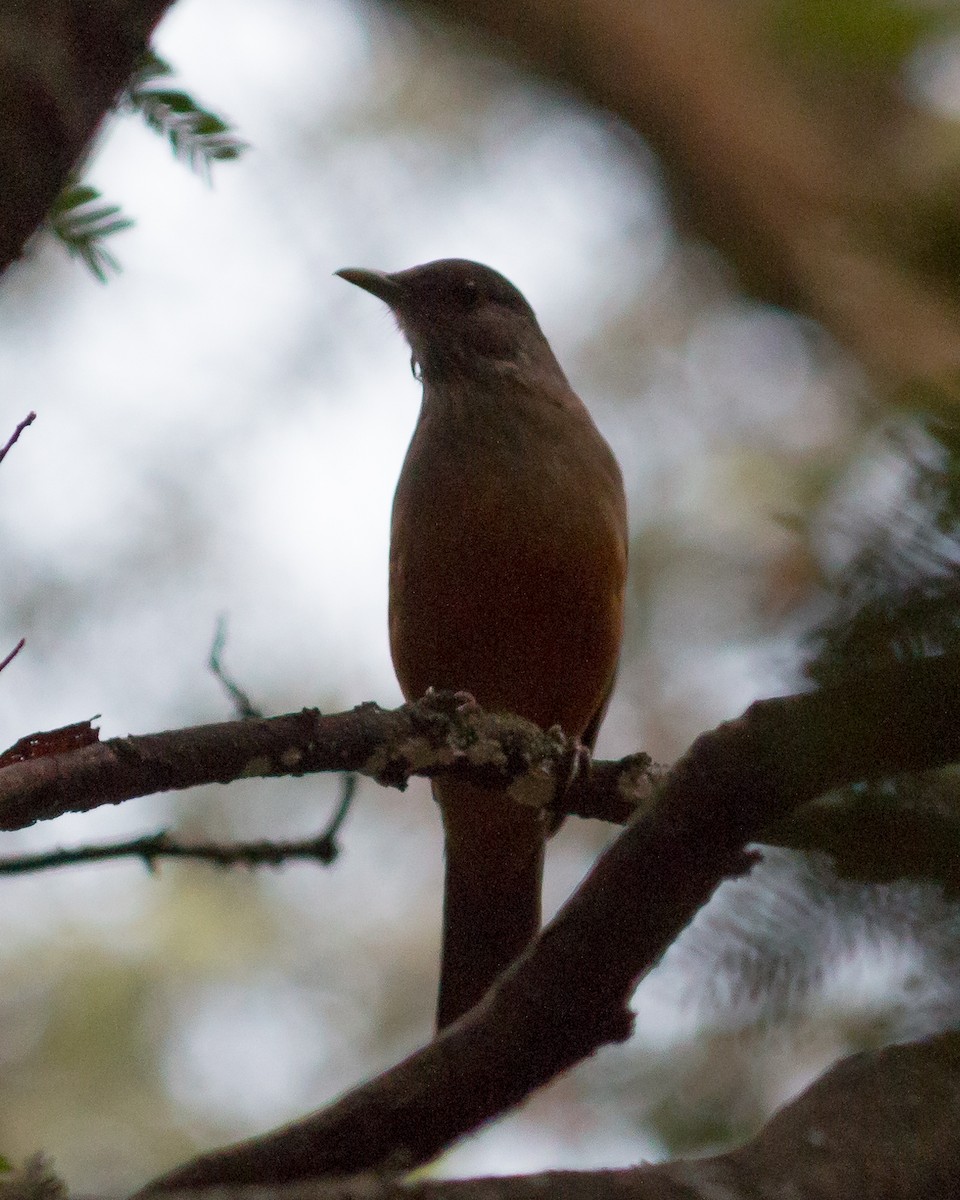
[129,1034,960,1199]
[0,0,175,274]
[136,653,960,1192]
[0,692,651,833]
[6,652,960,838]
[4,652,960,834]
[397,0,960,385]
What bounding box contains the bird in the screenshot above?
[336,258,628,1030]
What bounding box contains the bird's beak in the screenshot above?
[335,267,404,307]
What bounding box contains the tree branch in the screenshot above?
[127,1034,960,1199]
[4,651,960,837]
[0,775,355,876]
[394,0,960,386]
[0,691,654,834]
[0,0,176,275]
[134,653,960,1191]
[0,410,35,464]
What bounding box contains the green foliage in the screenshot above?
[125,51,246,180]
[127,46,174,92]
[807,393,960,687]
[786,390,960,890]
[777,772,960,896]
[46,184,133,283]
[48,49,246,281]
[772,0,950,72]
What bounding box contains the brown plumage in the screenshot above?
[337,259,628,1029]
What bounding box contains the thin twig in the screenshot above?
[0,638,25,675]
[0,767,358,878]
[0,827,341,877]
[209,614,261,719]
[206,618,356,856]
[328,771,357,841]
[0,411,35,465]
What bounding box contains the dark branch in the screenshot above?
[0,777,356,876]
[4,652,960,840]
[130,1034,960,1199]
[0,411,35,464]
[0,691,655,834]
[0,828,343,876]
[136,653,960,1192]
[0,638,25,677]
[0,0,175,275]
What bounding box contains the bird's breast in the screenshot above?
[388,399,626,738]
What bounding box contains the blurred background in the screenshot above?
[3,0,960,1189]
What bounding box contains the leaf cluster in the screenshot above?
[47,50,246,281]
[125,51,246,180]
[795,393,960,890]
[46,185,133,283]
[808,400,960,686]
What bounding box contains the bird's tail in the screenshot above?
[434,778,545,1030]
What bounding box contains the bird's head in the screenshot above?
[336,258,556,383]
